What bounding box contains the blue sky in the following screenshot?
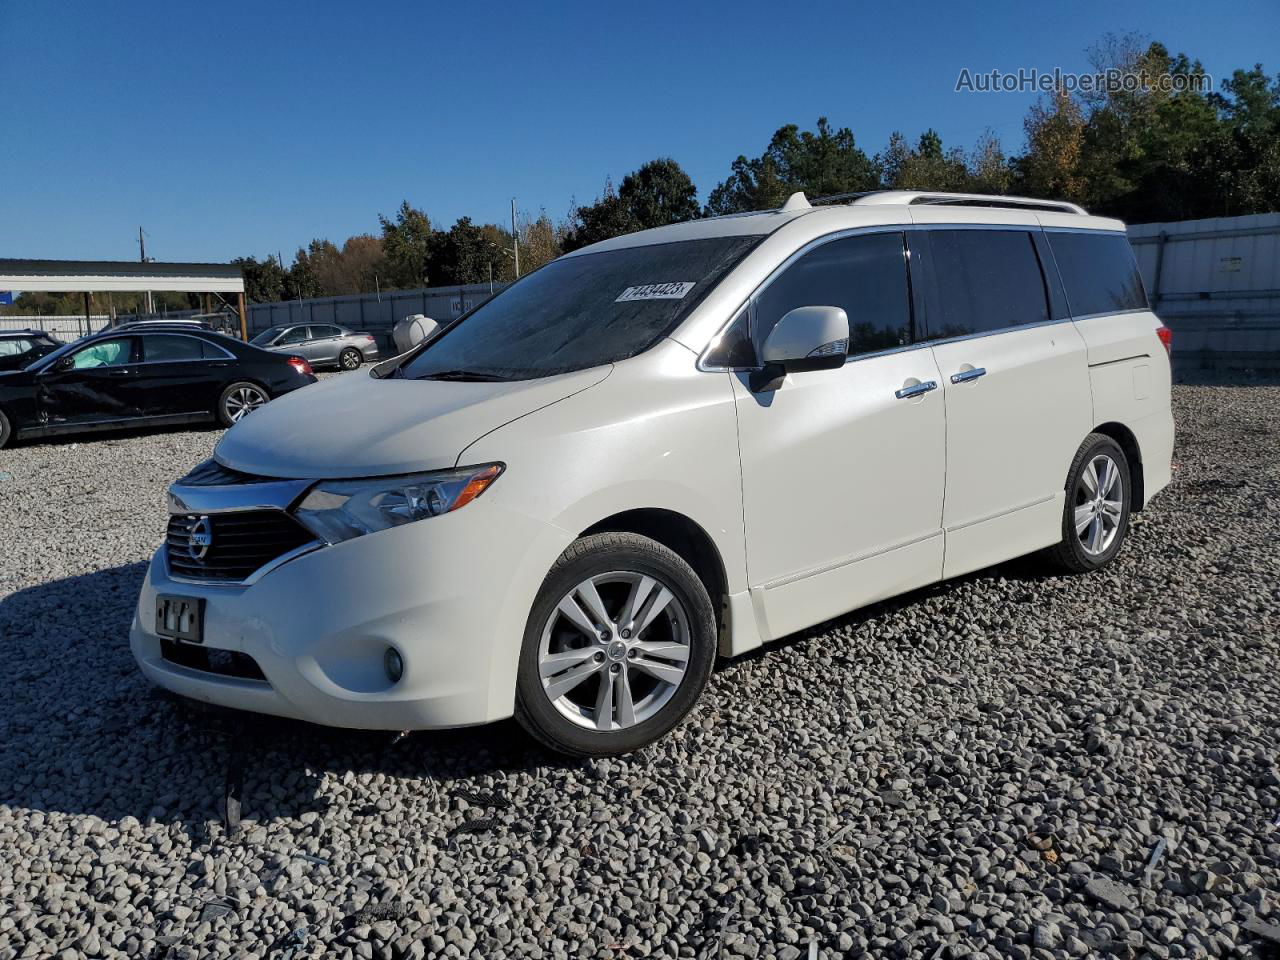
[2,0,1275,263]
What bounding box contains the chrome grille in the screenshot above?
[166,510,317,582]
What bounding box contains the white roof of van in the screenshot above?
[563,191,1123,257]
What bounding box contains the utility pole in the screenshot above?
[139,226,154,315]
[511,198,520,279]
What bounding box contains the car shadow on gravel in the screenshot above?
[723,552,1056,670]
[0,562,580,836]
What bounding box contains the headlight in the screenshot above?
[293,463,503,544]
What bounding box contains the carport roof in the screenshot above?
[0,258,245,293]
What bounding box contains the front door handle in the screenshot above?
[107,368,132,377]
[950,366,987,384]
[895,379,938,399]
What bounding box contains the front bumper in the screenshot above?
[131,498,572,730]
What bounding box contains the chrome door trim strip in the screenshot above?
[944,493,1056,534]
[1088,352,1151,368]
[760,530,943,592]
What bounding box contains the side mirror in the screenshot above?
[752,306,849,390]
[55,355,74,372]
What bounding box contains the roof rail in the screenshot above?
[850,190,1087,215]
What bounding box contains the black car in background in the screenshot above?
[0,324,317,448]
[0,329,63,372]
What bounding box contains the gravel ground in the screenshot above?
[0,384,1277,960]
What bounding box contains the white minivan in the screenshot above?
[133,191,1174,757]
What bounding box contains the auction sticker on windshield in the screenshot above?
[615,282,696,302]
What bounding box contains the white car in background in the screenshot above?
[132,190,1173,757]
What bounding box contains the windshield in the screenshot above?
[399,235,762,381]
[251,326,286,345]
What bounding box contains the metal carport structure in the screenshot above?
[0,259,248,339]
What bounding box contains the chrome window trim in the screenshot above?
[1040,225,1131,236]
[1070,307,1151,323]
[698,222,1143,372]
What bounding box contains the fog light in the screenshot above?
[384,647,404,683]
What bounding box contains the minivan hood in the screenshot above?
[214,366,612,478]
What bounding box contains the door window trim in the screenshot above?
[698,223,1097,372]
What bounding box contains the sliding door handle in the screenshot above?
[950,366,987,384]
[895,379,938,399]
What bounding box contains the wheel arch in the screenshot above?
[1091,421,1145,511]
[580,508,730,646]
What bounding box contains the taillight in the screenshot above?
[365,335,376,342]
[1156,325,1172,356]
[288,356,313,376]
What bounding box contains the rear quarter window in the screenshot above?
[1046,232,1148,317]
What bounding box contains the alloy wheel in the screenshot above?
[1074,453,1124,555]
[341,350,360,370]
[225,386,267,422]
[538,571,692,731]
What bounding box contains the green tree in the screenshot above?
[705,118,878,214]
[379,201,434,288]
[618,158,699,229]
[878,129,972,191]
[561,180,635,252]
[233,255,288,303]
[429,217,497,285]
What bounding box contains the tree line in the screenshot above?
[8,34,1277,315]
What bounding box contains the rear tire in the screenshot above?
[339,348,362,371]
[0,408,11,449]
[1045,433,1132,574]
[515,533,716,757]
[217,382,270,427]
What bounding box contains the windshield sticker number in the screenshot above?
[616,282,696,303]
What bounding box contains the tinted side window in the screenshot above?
[0,338,35,358]
[143,335,205,362]
[200,339,230,359]
[755,232,913,358]
[316,325,342,338]
[1047,231,1148,317]
[922,230,1049,339]
[278,327,309,344]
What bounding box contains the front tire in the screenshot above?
[217,382,270,427]
[0,408,11,449]
[1045,433,1132,573]
[339,348,362,371]
[515,533,717,757]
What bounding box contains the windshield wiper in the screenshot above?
[417,369,513,382]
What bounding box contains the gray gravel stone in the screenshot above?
[0,382,1278,958]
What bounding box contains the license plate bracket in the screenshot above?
[156,594,204,644]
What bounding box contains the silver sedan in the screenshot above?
[251,323,381,371]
